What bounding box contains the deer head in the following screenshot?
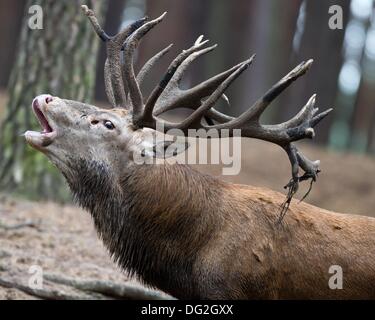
[25,6,332,217]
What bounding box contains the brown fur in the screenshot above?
[66,159,375,299]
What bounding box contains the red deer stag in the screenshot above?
[24,6,375,299]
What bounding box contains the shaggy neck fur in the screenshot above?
[63,158,223,299]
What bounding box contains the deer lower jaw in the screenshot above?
[25,130,57,149]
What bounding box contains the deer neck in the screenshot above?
[63,158,223,298]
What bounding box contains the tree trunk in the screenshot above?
[0,0,107,200]
[279,0,350,144]
[0,0,27,88]
[350,41,375,153]
[234,0,301,120]
[140,0,206,96]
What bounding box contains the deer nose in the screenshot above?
[33,94,53,109]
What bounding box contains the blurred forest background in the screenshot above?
[2,0,375,300]
[0,0,374,210]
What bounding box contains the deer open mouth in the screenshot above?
[25,96,57,149]
[33,100,54,134]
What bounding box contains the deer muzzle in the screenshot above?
[25,94,57,150]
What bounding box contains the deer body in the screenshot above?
[64,159,375,299]
[24,6,375,299]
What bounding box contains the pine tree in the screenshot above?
[0,0,108,200]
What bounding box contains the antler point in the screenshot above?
[81,5,90,15]
[306,59,314,68]
[305,128,315,139]
[309,94,316,105]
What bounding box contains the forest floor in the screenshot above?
[0,195,172,300]
[1,89,375,299]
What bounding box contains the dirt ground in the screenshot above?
[0,195,173,299]
[1,89,375,299]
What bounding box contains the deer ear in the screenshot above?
[152,140,189,159]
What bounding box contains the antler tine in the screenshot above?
[152,59,247,117]
[142,44,218,123]
[200,60,331,180]
[142,42,251,126]
[154,58,311,126]
[134,57,253,133]
[206,109,234,123]
[177,57,255,130]
[137,44,174,88]
[280,94,317,129]
[164,44,218,90]
[82,5,148,108]
[173,95,233,124]
[81,5,111,42]
[122,12,167,121]
[135,35,210,125]
[212,60,314,129]
[255,59,314,120]
[104,60,116,107]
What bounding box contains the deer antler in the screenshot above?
[82,5,148,108]
[83,8,332,220]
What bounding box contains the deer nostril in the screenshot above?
[45,96,53,104]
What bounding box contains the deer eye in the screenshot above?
[104,120,115,130]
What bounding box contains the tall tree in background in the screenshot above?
[141,0,209,97]
[0,0,27,88]
[232,0,301,120]
[0,0,107,200]
[280,0,350,144]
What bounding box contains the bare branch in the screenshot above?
[0,220,39,230]
[45,273,174,300]
[0,277,107,300]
